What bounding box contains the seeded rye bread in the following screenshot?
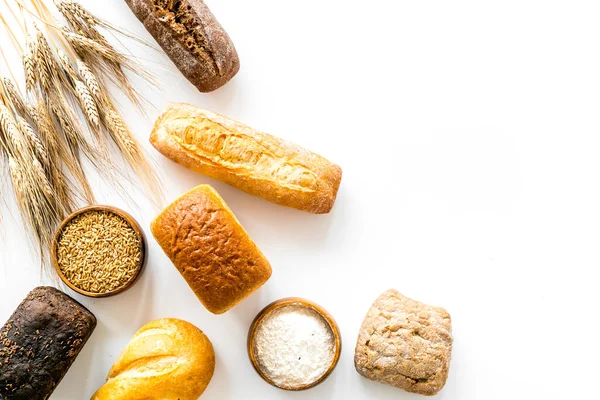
[124,0,239,92]
[354,289,452,396]
[0,287,96,400]
[151,185,272,314]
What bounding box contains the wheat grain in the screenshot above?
[23,39,37,92]
[77,60,102,100]
[0,104,25,155]
[65,31,121,63]
[26,103,38,121]
[35,102,57,156]
[74,79,99,127]
[56,209,142,293]
[7,157,38,238]
[49,97,96,203]
[2,78,26,116]
[105,109,137,154]
[8,157,25,200]
[34,32,54,91]
[32,158,54,200]
[55,0,100,26]
[16,115,49,166]
[57,49,78,79]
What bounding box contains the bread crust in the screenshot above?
[92,318,215,400]
[124,0,239,92]
[151,185,272,314]
[354,289,453,396]
[150,103,342,214]
[0,287,96,400]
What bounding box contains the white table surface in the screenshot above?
[1,1,600,399]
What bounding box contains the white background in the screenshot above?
[1,0,600,399]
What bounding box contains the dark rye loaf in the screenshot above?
[125,0,240,92]
[0,287,96,400]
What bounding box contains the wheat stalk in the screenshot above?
[61,27,155,108]
[0,0,163,269]
[1,102,57,258]
[34,30,55,92]
[64,30,127,65]
[77,59,101,99]
[23,38,37,92]
[55,0,100,26]
[104,108,136,154]
[34,100,75,214]
[74,79,99,128]
[57,48,77,78]
[16,115,48,166]
[57,51,101,129]
[0,104,26,156]
[32,158,54,200]
[2,78,27,116]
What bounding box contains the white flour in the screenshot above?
[253,304,336,388]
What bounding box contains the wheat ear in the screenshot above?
[16,115,48,166]
[58,51,100,128]
[23,38,37,93]
[0,104,26,156]
[2,78,27,116]
[77,60,101,99]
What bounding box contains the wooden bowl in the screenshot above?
[247,297,342,391]
[51,205,146,298]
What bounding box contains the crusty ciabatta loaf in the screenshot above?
[150,103,342,214]
[92,319,215,400]
[124,0,239,92]
[151,185,272,314]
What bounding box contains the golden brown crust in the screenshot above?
[354,289,453,396]
[151,185,272,314]
[91,318,215,400]
[150,103,342,214]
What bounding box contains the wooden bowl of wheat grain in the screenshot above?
[51,205,147,298]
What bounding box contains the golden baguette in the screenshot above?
[150,103,342,214]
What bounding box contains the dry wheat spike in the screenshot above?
[0,0,163,268]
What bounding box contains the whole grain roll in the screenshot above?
[354,289,453,396]
[125,0,239,92]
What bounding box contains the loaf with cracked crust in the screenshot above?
[354,289,453,396]
[124,0,239,92]
[91,318,215,400]
[151,185,272,314]
[0,286,96,400]
[150,103,343,214]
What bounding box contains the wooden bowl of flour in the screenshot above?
[247,297,342,391]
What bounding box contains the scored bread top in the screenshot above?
[151,185,272,314]
[150,103,342,214]
[125,0,239,92]
[91,318,215,400]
